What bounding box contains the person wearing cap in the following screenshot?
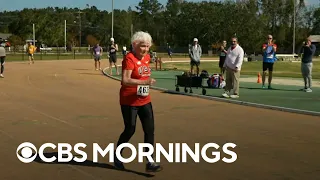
[27,42,37,64]
[108,37,119,75]
[300,37,316,92]
[0,43,6,78]
[189,38,202,76]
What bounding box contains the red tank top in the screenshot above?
[120,52,152,106]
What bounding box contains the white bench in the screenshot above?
[247,54,301,62]
[275,54,300,62]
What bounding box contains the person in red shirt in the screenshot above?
[114,31,162,172]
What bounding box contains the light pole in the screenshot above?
[77,9,82,51]
[112,0,114,38]
[64,20,67,52]
[293,0,296,55]
[33,23,35,45]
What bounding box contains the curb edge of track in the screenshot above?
[102,67,320,117]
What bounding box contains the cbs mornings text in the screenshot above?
[17,142,237,164]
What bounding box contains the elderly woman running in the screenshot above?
[114,31,162,172]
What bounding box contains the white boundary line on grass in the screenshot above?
[102,66,320,117]
[161,60,219,63]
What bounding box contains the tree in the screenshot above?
[7,35,24,51]
[0,1,316,52]
[86,34,99,46]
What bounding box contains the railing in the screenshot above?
[4,47,218,61]
[5,46,309,62]
[6,50,96,61]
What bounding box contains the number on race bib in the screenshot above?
[267,54,274,58]
[137,85,149,96]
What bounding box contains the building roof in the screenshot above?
[308,35,320,43]
[0,33,12,40]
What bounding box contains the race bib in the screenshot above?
[266,46,274,58]
[96,51,100,55]
[267,54,274,59]
[137,85,149,96]
[110,49,116,53]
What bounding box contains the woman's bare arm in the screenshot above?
[122,69,151,85]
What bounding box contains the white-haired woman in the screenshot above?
[114,31,162,172]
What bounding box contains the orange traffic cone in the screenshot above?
[257,72,262,83]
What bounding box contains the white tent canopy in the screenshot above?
[308,35,320,43]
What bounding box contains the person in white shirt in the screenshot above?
[222,37,244,98]
[0,43,6,78]
[122,45,127,57]
[189,38,202,76]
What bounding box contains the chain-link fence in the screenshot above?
[3,45,224,61]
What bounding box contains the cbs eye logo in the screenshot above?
[16,142,37,163]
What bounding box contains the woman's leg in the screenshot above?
[138,102,155,157]
[109,59,113,75]
[0,57,5,75]
[114,105,139,169]
[138,102,162,172]
[116,105,139,152]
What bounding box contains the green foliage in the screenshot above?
[7,34,24,50]
[162,61,320,79]
[0,0,318,54]
[86,35,99,46]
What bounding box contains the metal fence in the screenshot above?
[6,50,98,61]
[4,45,220,61]
[4,42,320,61]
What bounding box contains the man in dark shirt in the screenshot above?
[300,38,316,92]
[219,40,227,77]
[108,38,119,75]
[167,45,172,61]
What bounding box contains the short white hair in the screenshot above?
[131,31,152,46]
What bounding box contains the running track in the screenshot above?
[0,60,319,180]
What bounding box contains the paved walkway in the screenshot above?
[1,60,319,180]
